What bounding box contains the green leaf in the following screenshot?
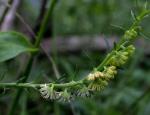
[0,31,38,62]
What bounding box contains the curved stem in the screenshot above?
[0,9,148,95]
[96,10,150,71]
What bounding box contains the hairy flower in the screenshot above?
[125,45,135,56]
[76,86,90,97]
[39,84,59,100]
[109,51,129,66]
[103,66,117,80]
[88,79,108,91]
[87,71,104,81]
[124,29,137,40]
[58,89,72,102]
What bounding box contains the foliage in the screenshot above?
[0,0,150,115]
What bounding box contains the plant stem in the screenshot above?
[8,1,57,114]
[96,10,150,71]
[8,56,34,115]
[0,10,148,102]
[0,83,40,88]
[35,0,57,47]
[0,80,83,89]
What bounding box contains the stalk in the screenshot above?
[8,0,57,114]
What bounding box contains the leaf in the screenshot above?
[0,31,38,62]
[131,10,137,21]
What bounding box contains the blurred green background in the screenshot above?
[0,0,150,115]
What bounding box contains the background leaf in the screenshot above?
[0,31,37,62]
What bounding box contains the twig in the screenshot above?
[0,0,13,26]
[1,0,36,37]
[41,45,61,79]
[33,0,48,34]
[34,0,57,47]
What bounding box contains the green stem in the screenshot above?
[0,8,149,115]
[8,0,57,114]
[131,10,150,29]
[0,10,149,102]
[0,80,83,89]
[96,10,150,71]
[0,83,40,88]
[35,0,57,47]
[8,56,34,115]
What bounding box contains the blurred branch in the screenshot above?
[0,0,36,37]
[33,0,48,34]
[8,1,58,114]
[42,36,150,55]
[0,0,13,26]
[0,0,19,31]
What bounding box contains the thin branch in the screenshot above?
[40,45,61,79]
[0,80,83,89]
[0,0,13,26]
[8,1,58,114]
[1,0,36,37]
[33,0,48,34]
[35,0,57,47]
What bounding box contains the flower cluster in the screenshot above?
[40,84,74,102]
[40,84,59,100]
[124,29,137,40]
[39,43,136,101]
[109,45,135,67]
[38,9,150,102]
[86,66,117,91]
[39,41,136,102]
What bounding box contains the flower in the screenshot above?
[109,51,129,66]
[76,86,90,97]
[125,45,135,56]
[124,29,137,40]
[103,66,117,80]
[58,89,72,102]
[88,79,108,91]
[87,71,104,81]
[39,84,59,100]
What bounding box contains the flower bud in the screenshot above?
[39,84,59,100]
[103,66,117,80]
[87,71,104,81]
[76,86,90,97]
[88,79,108,91]
[125,45,135,56]
[58,89,72,102]
[124,29,137,40]
[110,50,130,66]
